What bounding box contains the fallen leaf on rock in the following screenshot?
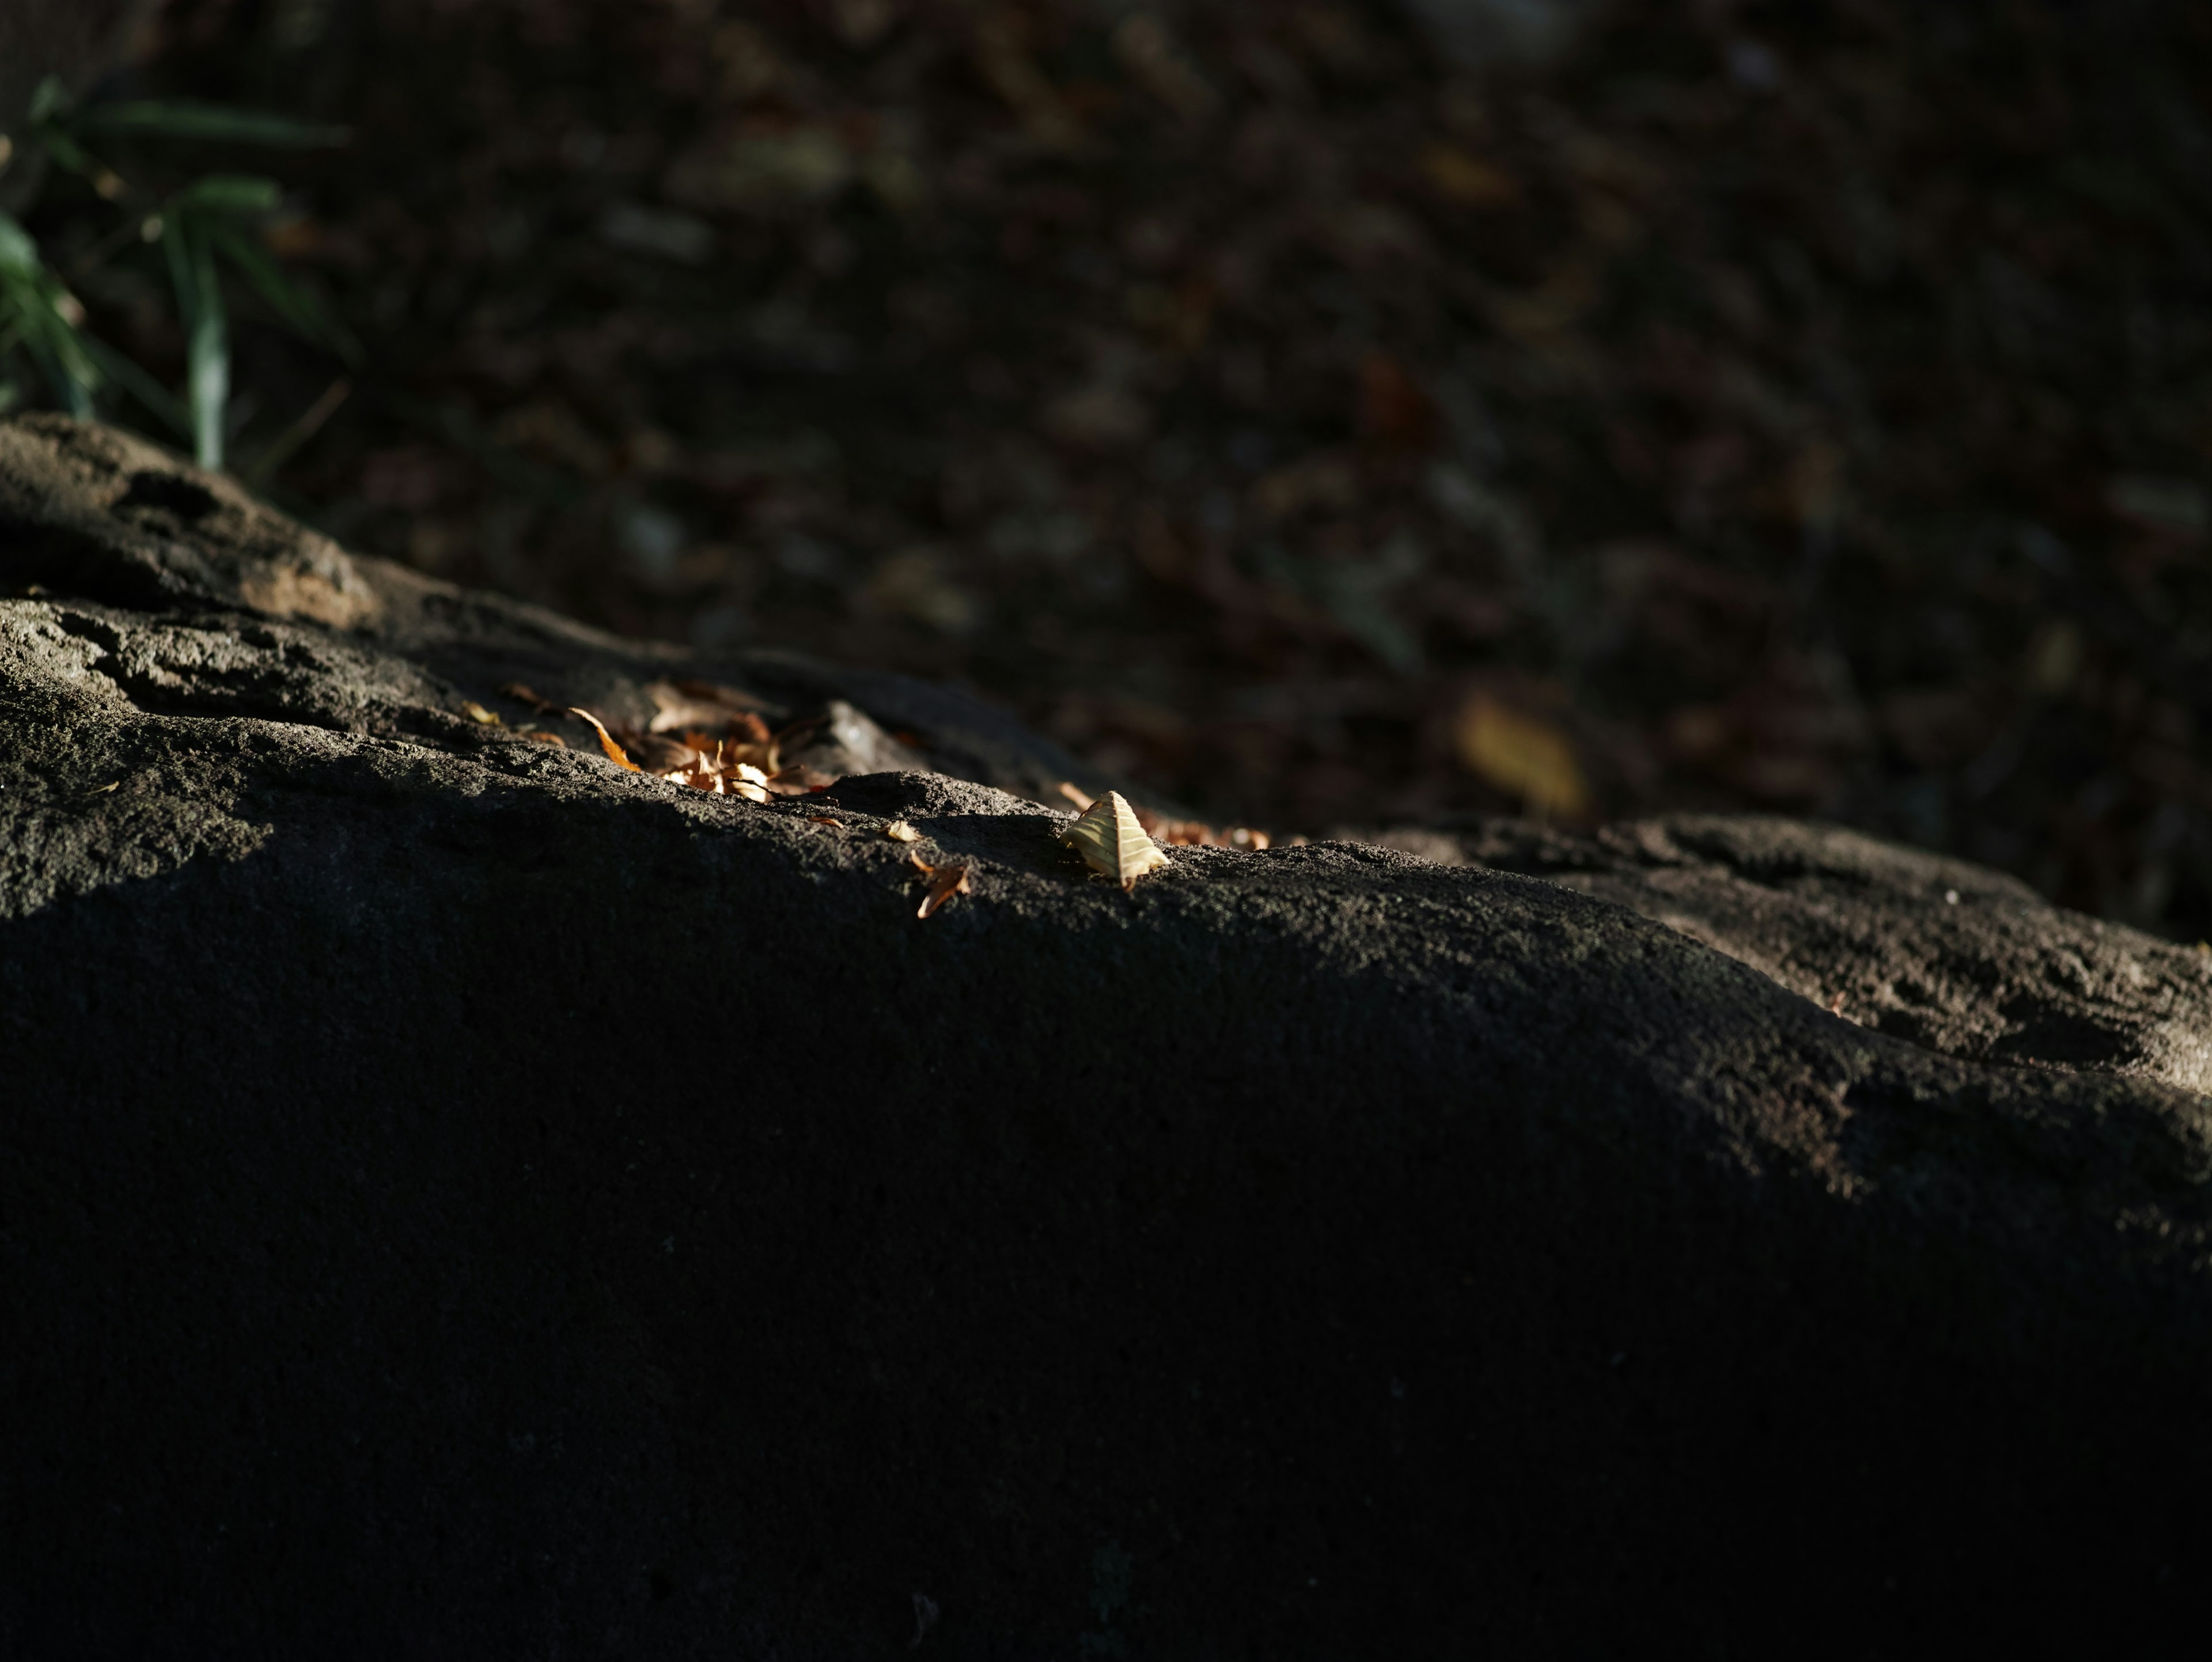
[677,728,780,774]
[660,741,774,800]
[459,701,503,725]
[1061,790,1170,891]
[1130,804,1272,850]
[769,766,839,793]
[518,729,566,746]
[649,679,775,741]
[569,707,642,771]
[807,814,843,826]
[499,682,563,717]
[885,820,922,842]
[911,853,973,919]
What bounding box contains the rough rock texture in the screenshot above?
[1365,816,2212,1093]
[6,415,2212,1658]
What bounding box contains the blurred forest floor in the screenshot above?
[32,0,2212,934]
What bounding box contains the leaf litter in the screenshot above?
[112,0,2212,936]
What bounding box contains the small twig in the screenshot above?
[238,374,351,487]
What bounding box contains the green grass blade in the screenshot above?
[164,214,230,469]
[0,226,101,418]
[0,213,40,275]
[203,218,361,364]
[0,213,108,418]
[169,175,284,215]
[75,101,349,150]
[80,334,191,438]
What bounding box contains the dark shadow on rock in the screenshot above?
[6,418,2212,1659]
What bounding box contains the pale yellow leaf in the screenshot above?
[1059,790,1170,891]
[1453,695,1589,820]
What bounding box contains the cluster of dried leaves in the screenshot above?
[55,0,2212,936]
[476,676,833,801]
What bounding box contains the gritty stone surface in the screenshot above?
[5,415,2212,1658]
[1364,814,2212,1093]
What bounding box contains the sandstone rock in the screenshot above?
[3,416,2211,1657]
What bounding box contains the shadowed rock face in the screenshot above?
[4,415,2212,1659]
[1364,816,2212,1093]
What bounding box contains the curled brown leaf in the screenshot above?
[569,707,642,771]
[910,852,973,919]
[499,682,563,716]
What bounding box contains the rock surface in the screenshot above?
[5,415,2212,1657]
[1363,815,2212,1093]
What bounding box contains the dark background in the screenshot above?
[20,0,2212,934]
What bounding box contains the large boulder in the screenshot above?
[4,415,2210,1657]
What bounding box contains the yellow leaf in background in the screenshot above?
[1454,695,1590,821]
[568,707,642,771]
[1421,143,1521,208]
[460,701,503,725]
[499,680,563,715]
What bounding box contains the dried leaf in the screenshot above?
[910,853,972,918]
[1058,781,1096,811]
[1059,790,1171,891]
[1138,811,1271,850]
[807,814,843,827]
[569,707,642,771]
[459,700,503,725]
[518,729,566,747]
[650,679,775,737]
[1454,695,1589,820]
[884,820,922,842]
[499,681,563,716]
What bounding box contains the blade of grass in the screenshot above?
[74,101,349,150]
[0,211,41,276]
[28,81,125,200]
[79,334,190,438]
[202,218,361,364]
[238,376,350,489]
[5,302,96,417]
[169,175,283,215]
[162,212,230,469]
